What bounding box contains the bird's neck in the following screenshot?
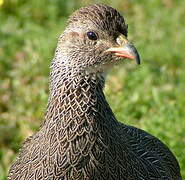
[43,64,118,131]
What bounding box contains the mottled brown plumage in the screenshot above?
[8,4,181,180]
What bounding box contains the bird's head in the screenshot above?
[55,4,140,74]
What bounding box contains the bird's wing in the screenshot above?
[119,123,182,179]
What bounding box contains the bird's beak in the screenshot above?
[106,34,140,65]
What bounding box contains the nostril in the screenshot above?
[116,37,122,45]
[116,35,128,46]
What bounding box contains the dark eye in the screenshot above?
[87,31,98,40]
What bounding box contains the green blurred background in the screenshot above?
[0,0,185,179]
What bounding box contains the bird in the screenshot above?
[8,4,182,180]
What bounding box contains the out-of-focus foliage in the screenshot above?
[0,0,185,179]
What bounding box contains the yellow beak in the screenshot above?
[106,35,140,64]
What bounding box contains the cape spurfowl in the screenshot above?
[8,4,182,180]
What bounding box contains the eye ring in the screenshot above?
[87,31,98,40]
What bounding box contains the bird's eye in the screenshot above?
[87,31,98,40]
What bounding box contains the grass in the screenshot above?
[0,0,185,179]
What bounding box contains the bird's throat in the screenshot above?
[43,69,118,134]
